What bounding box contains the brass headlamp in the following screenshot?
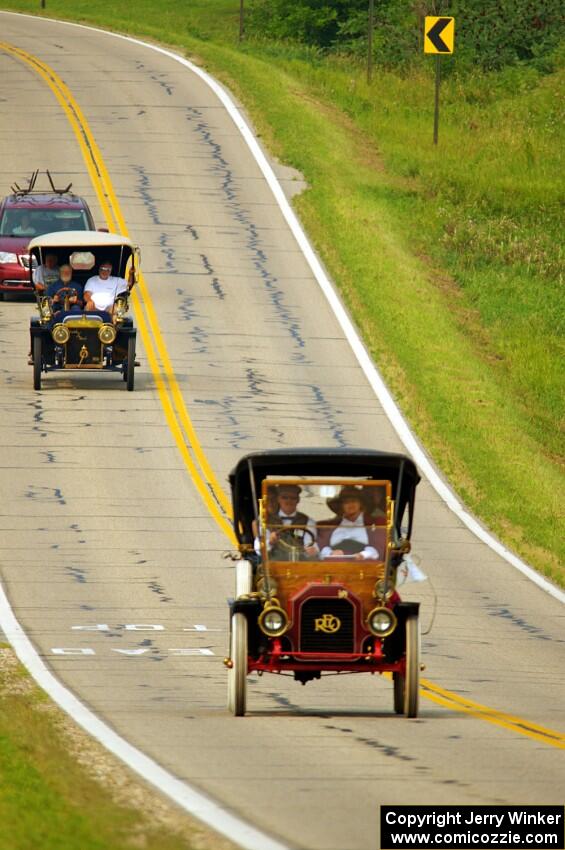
[51,323,70,344]
[367,606,397,638]
[258,601,289,637]
[98,323,117,344]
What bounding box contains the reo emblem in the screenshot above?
[314,614,341,634]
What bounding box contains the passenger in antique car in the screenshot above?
[319,486,380,560]
[46,264,83,315]
[33,252,59,292]
[84,260,134,314]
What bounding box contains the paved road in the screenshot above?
[0,14,563,850]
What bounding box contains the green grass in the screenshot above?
[1,1,563,584]
[0,646,225,850]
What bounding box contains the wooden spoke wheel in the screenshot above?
[392,615,420,718]
[227,612,248,717]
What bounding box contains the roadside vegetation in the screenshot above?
[1,0,563,587]
[0,645,234,850]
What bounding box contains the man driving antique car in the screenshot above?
[255,484,318,560]
[45,264,83,316]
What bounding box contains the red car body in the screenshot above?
[0,193,96,297]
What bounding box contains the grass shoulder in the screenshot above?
[0,646,236,850]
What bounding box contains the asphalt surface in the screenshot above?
[0,14,563,850]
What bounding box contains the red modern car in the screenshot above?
[0,175,97,299]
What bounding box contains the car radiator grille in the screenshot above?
[66,332,102,366]
[299,598,355,653]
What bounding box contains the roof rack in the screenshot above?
[10,169,73,196]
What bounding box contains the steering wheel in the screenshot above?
[52,286,80,311]
[277,526,315,551]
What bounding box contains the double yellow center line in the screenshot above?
[421,679,565,749]
[3,40,564,751]
[1,40,235,542]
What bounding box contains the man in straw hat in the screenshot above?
[318,485,381,560]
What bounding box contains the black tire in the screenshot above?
[392,615,420,717]
[404,615,420,718]
[33,335,42,390]
[227,613,248,717]
[393,672,404,714]
[126,335,135,391]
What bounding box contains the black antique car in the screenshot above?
[29,232,138,390]
[225,449,423,717]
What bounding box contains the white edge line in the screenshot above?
[0,6,563,845]
[0,582,291,850]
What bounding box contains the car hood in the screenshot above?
[0,235,32,255]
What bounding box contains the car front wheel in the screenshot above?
[392,615,420,718]
[227,612,248,717]
[404,615,420,717]
[33,336,42,390]
[125,336,135,391]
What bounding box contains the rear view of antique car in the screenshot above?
[225,449,422,717]
[29,232,138,390]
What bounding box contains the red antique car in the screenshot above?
[225,449,422,717]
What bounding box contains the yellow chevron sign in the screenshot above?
[424,17,455,54]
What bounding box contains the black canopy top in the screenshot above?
[229,448,420,545]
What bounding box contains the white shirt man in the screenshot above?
[84,261,131,312]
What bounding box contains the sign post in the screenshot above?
[424,16,455,145]
[239,0,244,42]
[367,0,374,84]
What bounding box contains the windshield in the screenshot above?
[260,478,391,564]
[0,209,90,238]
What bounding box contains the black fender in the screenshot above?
[382,601,420,661]
[228,597,264,658]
